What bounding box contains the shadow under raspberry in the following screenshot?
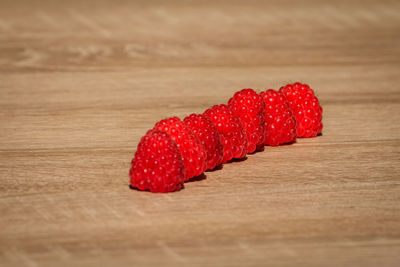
[129,184,185,193]
[185,173,207,183]
[206,164,223,172]
[227,156,248,164]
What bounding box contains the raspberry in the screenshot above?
[260,89,297,146]
[228,89,265,153]
[183,114,223,170]
[279,82,323,137]
[130,130,185,193]
[154,117,207,180]
[203,104,247,163]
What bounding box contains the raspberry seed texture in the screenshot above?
[154,117,207,180]
[260,89,297,146]
[228,88,265,153]
[204,104,247,163]
[183,114,223,170]
[130,130,185,193]
[279,82,323,137]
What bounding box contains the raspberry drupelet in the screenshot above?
[203,104,247,163]
[154,117,207,180]
[279,82,323,137]
[228,88,265,153]
[260,89,297,146]
[183,114,223,170]
[130,129,185,193]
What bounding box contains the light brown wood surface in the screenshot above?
[1,0,400,266]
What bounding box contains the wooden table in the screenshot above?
[1,0,399,266]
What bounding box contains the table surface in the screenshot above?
[1,0,400,266]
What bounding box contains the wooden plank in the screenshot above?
[0,0,399,266]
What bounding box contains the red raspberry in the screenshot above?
[279,82,323,137]
[130,130,185,193]
[260,89,297,146]
[183,114,223,170]
[228,88,265,153]
[154,117,207,180]
[203,104,247,163]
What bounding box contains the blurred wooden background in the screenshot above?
[1,0,400,266]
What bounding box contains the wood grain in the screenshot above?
[1,0,400,266]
